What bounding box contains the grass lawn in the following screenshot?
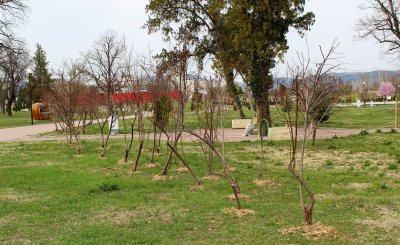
[0,111,51,129]
[0,132,399,244]
[322,105,397,129]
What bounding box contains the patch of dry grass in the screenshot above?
[90,207,176,227]
[143,163,159,168]
[346,182,372,190]
[202,175,220,181]
[358,207,400,232]
[279,223,336,240]
[227,194,250,200]
[254,179,276,187]
[152,175,173,181]
[176,167,189,173]
[0,189,37,203]
[190,185,205,191]
[222,208,256,217]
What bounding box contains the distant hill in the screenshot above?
[335,70,400,87]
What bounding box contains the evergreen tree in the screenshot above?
[31,43,52,101]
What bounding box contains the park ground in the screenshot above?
[0,105,399,244]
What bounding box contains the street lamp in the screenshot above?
[26,68,33,125]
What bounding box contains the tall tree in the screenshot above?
[145,0,247,119]
[82,31,129,158]
[357,0,400,56]
[226,0,314,124]
[0,0,28,51]
[31,43,52,101]
[0,39,31,116]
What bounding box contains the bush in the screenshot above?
[13,100,23,111]
[98,182,120,192]
[390,128,397,134]
[383,141,392,146]
[380,183,389,190]
[359,130,369,136]
[388,163,399,170]
[376,129,382,133]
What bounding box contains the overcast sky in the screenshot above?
[16,0,399,73]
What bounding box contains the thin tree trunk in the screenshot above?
[151,123,157,163]
[133,141,143,171]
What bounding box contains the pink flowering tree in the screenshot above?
[379,82,396,98]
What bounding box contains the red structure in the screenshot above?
[112,91,181,104]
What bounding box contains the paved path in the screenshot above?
[0,123,394,143]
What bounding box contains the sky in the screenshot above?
[16,0,399,73]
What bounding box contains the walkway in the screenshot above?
[0,123,390,143]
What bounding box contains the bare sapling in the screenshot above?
[277,42,343,225]
[82,31,128,158]
[43,60,86,156]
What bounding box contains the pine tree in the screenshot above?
[31,43,52,101]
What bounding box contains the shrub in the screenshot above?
[325,160,334,166]
[388,163,399,170]
[364,160,372,167]
[390,128,397,134]
[376,129,382,133]
[98,182,120,192]
[359,130,369,136]
[380,183,389,190]
[332,134,338,139]
[327,145,339,150]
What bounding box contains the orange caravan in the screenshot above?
[32,102,51,120]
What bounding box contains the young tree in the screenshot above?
[31,43,52,101]
[83,31,129,158]
[277,43,342,225]
[42,60,86,155]
[379,82,396,98]
[0,39,30,116]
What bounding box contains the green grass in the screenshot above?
[0,111,51,129]
[0,132,399,244]
[1,105,397,132]
[322,105,397,129]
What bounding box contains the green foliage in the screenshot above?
[154,94,172,129]
[12,99,23,111]
[31,43,52,101]
[390,128,397,134]
[359,130,369,136]
[388,163,398,170]
[97,182,120,192]
[145,0,314,121]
